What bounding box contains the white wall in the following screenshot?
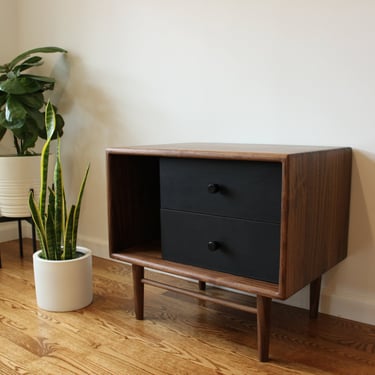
[0,0,20,238]
[4,0,375,325]
[0,0,18,157]
[0,0,18,65]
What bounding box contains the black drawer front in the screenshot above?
[160,158,282,223]
[161,209,280,283]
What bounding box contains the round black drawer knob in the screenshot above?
[208,241,220,251]
[207,183,220,193]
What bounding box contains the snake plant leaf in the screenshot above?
[44,101,56,140]
[71,164,90,251]
[28,100,89,260]
[39,140,50,219]
[54,138,64,252]
[7,47,67,71]
[48,186,56,217]
[28,191,48,258]
[39,103,55,217]
[63,206,75,260]
[46,204,57,259]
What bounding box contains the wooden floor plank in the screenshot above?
[0,239,374,374]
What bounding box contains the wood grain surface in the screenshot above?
[0,239,374,375]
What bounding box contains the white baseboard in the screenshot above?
[319,290,375,326]
[2,231,374,326]
[77,234,110,259]
[260,285,375,326]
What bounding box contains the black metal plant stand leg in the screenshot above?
[0,216,37,268]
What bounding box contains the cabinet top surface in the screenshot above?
[106,143,351,161]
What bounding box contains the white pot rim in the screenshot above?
[33,246,92,264]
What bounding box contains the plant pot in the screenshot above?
[0,155,49,218]
[33,246,93,312]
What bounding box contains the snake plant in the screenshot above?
[0,46,67,155]
[28,102,89,260]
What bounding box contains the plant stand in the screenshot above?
[0,216,37,267]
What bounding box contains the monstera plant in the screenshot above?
[0,47,67,218]
[0,46,67,155]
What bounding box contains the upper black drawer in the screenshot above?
[160,157,282,223]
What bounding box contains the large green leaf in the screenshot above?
[22,74,55,84]
[8,47,67,70]
[0,76,42,94]
[0,91,6,106]
[21,74,55,92]
[1,118,24,130]
[17,92,44,110]
[0,125,6,140]
[15,56,43,74]
[0,111,6,126]
[26,110,45,133]
[12,118,39,154]
[5,95,27,123]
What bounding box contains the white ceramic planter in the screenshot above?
[33,246,93,312]
[0,155,52,218]
[0,155,40,217]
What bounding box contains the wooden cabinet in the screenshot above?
[106,143,352,361]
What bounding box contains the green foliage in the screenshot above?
[0,47,67,155]
[28,102,89,260]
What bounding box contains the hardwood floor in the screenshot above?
[0,239,374,375]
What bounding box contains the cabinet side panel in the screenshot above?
[107,153,160,255]
[284,148,352,297]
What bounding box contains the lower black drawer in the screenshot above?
[161,209,280,283]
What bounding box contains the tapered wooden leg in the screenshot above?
[256,295,272,362]
[309,276,322,319]
[132,265,144,320]
[198,281,206,290]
